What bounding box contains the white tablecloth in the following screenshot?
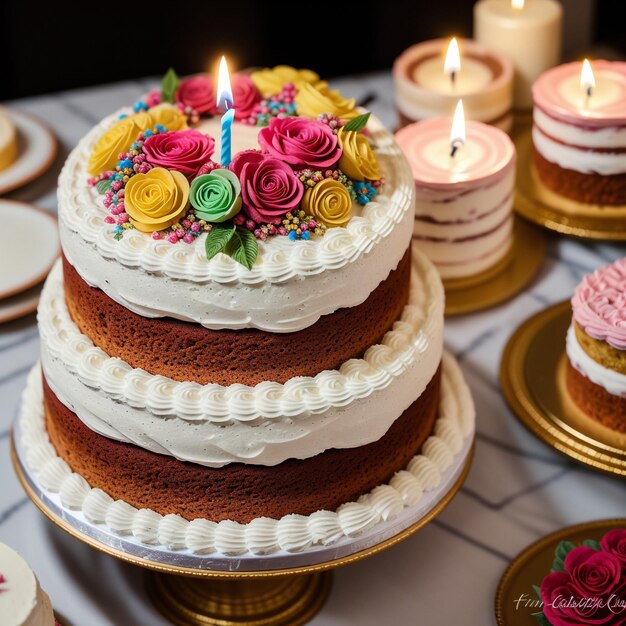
[1,72,625,625]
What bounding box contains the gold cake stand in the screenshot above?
[442,217,546,316]
[500,300,626,477]
[11,432,473,626]
[495,518,626,625]
[514,132,626,241]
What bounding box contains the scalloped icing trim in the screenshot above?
[58,111,414,286]
[20,352,474,556]
[39,254,442,423]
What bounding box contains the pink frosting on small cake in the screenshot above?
[571,258,626,350]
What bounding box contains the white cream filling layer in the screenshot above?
[58,112,415,333]
[533,125,626,176]
[566,324,626,398]
[39,253,444,467]
[534,107,626,149]
[20,353,474,556]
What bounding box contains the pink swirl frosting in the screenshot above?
[571,257,626,350]
[230,150,304,224]
[258,117,342,169]
[143,129,216,179]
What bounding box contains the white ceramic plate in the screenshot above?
[0,201,59,299]
[0,109,58,195]
[0,282,42,324]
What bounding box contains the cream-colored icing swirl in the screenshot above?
[39,253,444,466]
[20,352,474,556]
[58,111,415,332]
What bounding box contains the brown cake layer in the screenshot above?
[566,360,626,433]
[43,368,440,523]
[533,146,626,206]
[575,322,626,374]
[62,248,411,386]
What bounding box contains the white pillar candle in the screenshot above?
[394,38,514,133]
[474,0,562,110]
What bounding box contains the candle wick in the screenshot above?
[450,71,456,87]
[450,141,463,158]
[586,86,592,99]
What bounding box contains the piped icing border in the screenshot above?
[58,111,413,287]
[39,255,443,466]
[19,352,474,556]
[571,258,626,351]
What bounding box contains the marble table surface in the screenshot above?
[1,72,625,625]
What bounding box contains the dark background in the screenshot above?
[1,0,624,100]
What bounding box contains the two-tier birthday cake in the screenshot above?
[566,258,626,433]
[19,66,474,556]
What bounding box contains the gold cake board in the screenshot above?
[495,518,626,625]
[441,217,546,316]
[500,300,626,477]
[11,428,473,626]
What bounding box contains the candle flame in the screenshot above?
[216,56,234,111]
[580,58,596,94]
[511,0,524,10]
[449,99,466,157]
[444,38,461,79]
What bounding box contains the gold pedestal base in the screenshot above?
[146,571,332,626]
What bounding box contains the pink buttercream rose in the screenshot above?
[601,530,626,568]
[258,117,342,169]
[176,75,219,116]
[232,74,261,121]
[230,150,304,224]
[143,130,216,179]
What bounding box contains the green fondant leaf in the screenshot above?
[343,112,371,132]
[552,540,576,573]
[532,585,542,601]
[226,227,258,271]
[532,611,551,626]
[162,68,180,104]
[582,539,602,551]
[205,222,235,261]
[96,178,112,194]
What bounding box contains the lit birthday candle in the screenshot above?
[216,56,235,167]
[395,100,516,279]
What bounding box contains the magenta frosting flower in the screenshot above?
[232,74,261,121]
[230,150,304,224]
[143,130,216,179]
[565,547,623,597]
[176,75,219,116]
[258,117,342,169]
[602,530,626,568]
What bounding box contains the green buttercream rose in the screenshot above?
[190,169,242,223]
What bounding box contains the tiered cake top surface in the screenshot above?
[58,67,415,332]
[571,258,626,350]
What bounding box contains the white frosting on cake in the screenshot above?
[566,324,626,397]
[19,352,474,555]
[532,125,626,176]
[0,544,54,626]
[58,112,415,333]
[39,252,444,466]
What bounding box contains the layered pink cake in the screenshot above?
[532,61,626,207]
[566,258,626,432]
[396,116,516,280]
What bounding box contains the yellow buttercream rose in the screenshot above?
[124,167,190,232]
[302,179,352,228]
[148,104,188,131]
[251,65,322,97]
[88,111,154,176]
[295,83,358,120]
[337,129,380,181]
